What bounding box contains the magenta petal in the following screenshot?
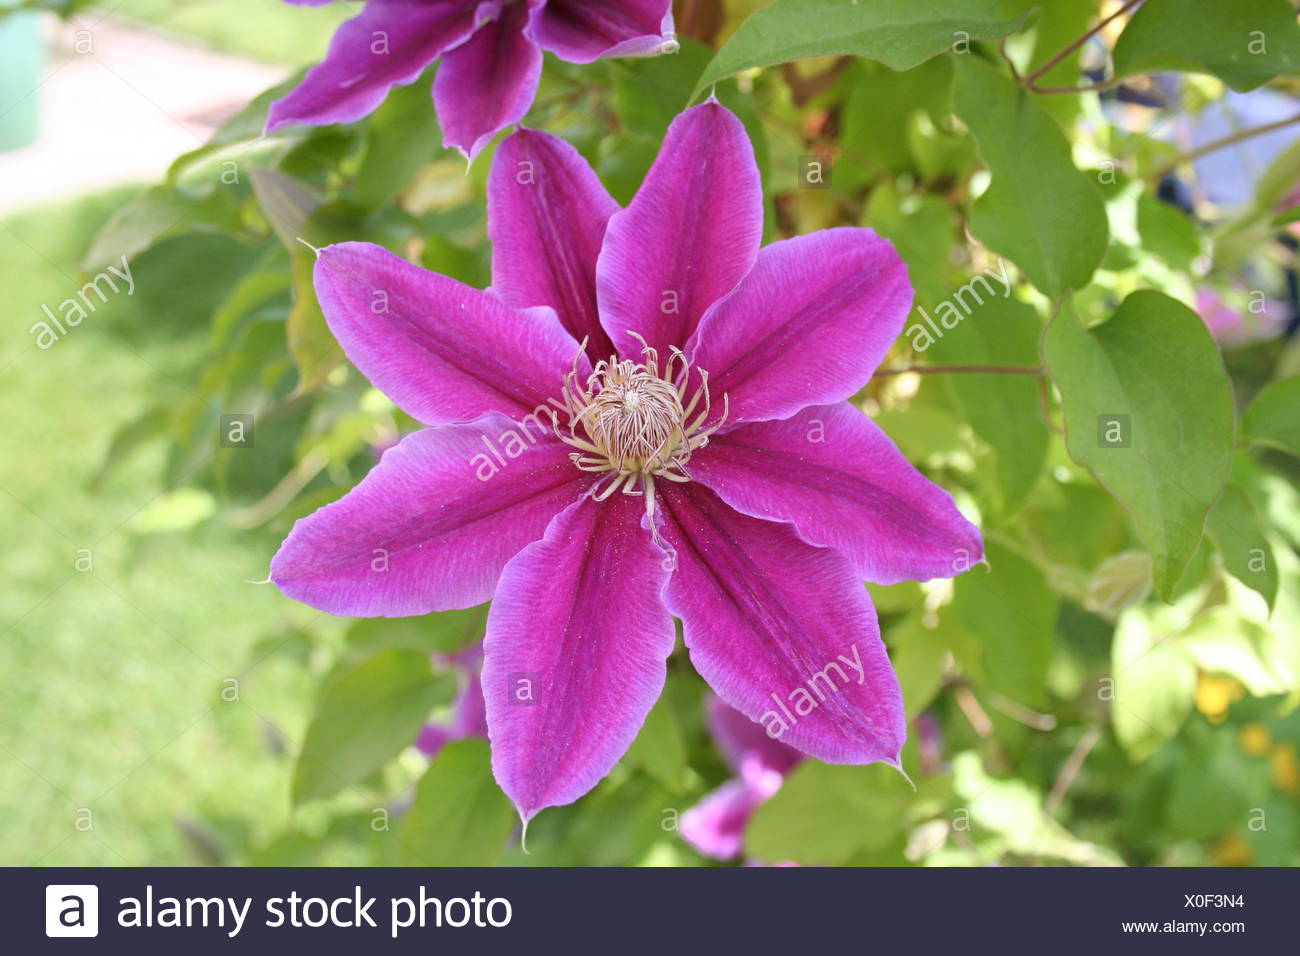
[482,494,675,818]
[267,0,479,132]
[488,128,620,357]
[660,484,905,765]
[314,242,586,425]
[596,101,762,358]
[692,403,983,584]
[434,1,542,159]
[680,778,766,860]
[270,417,588,616]
[534,0,675,63]
[687,228,912,425]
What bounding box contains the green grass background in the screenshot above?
[0,1,350,866]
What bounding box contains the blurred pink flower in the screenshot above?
[415,641,488,758]
[680,696,802,861]
[269,0,677,158]
[1195,287,1287,346]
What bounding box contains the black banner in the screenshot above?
[6,866,1291,952]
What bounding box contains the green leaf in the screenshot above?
[691,0,1030,100]
[952,539,1057,704]
[1113,0,1300,93]
[1206,483,1278,609]
[1243,376,1300,457]
[745,763,906,865]
[927,297,1048,510]
[397,739,515,865]
[1110,603,1197,761]
[623,694,687,793]
[1135,193,1203,273]
[1084,551,1153,620]
[613,38,714,137]
[249,167,322,250]
[953,55,1108,298]
[887,612,949,720]
[839,55,954,184]
[355,78,441,208]
[292,650,445,805]
[345,607,486,658]
[1042,292,1235,598]
[80,185,242,272]
[286,245,342,396]
[951,752,1123,865]
[1164,731,1258,840]
[864,183,957,305]
[1180,609,1296,696]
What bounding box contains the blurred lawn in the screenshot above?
[110,0,351,64]
[0,192,331,864]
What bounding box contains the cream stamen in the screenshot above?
[556,334,728,536]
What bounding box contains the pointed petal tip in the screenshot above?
[518,810,534,855]
[889,759,917,792]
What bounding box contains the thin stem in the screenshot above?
[1146,112,1300,182]
[875,364,1045,377]
[1022,0,1144,85]
[1045,726,1102,818]
[1026,77,1122,95]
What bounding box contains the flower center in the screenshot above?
[555,333,728,526]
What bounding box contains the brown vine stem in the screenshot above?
[1045,726,1103,818]
[875,364,1045,376]
[1146,112,1300,182]
[1021,0,1145,86]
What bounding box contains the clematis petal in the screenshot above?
[706,695,801,779]
[533,0,676,63]
[687,228,912,425]
[434,0,542,159]
[483,494,675,819]
[691,403,983,584]
[313,241,586,425]
[267,0,481,132]
[660,484,905,765]
[270,415,588,616]
[680,778,766,861]
[596,101,762,359]
[488,128,620,358]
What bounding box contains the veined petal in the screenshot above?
[488,128,619,358]
[267,0,481,132]
[434,0,542,159]
[483,494,675,819]
[687,228,912,425]
[533,0,676,63]
[270,416,588,616]
[596,101,762,359]
[660,484,905,765]
[692,403,983,584]
[314,242,587,425]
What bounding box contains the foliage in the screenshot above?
[79,0,1300,867]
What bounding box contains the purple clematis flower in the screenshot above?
[415,641,488,757]
[681,695,802,861]
[268,0,677,158]
[269,101,983,821]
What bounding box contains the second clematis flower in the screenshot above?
[268,0,677,158]
[270,101,983,822]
